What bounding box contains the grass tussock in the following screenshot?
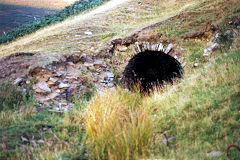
[85,89,155,159]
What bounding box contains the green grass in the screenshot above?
[159,49,240,159]
[185,41,205,63]
[0,76,98,159]
[0,82,35,112]
[84,45,240,160]
[0,95,89,159]
[0,110,61,159]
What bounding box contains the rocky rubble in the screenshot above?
[25,55,116,111]
[203,33,219,57]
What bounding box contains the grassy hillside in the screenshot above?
[0,0,240,159]
[0,0,77,9]
[0,0,110,44]
[85,48,240,159]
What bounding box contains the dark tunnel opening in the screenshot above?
[121,50,183,93]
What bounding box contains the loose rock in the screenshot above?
[210,43,219,50]
[165,43,173,54]
[103,72,114,82]
[193,63,198,67]
[21,136,28,142]
[49,77,58,83]
[207,41,214,47]
[36,82,51,93]
[37,140,45,144]
[59,83,70,89]
[84,31,93,36]
[56,71,65,77]
[203,49,211,56]
[93,60,104,69]
[48,92,60,99]
[118,46,128,52]
[55,89,61,93]
[207,151,223,157]
[14,78,23,85]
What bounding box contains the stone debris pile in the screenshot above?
[203,33,219,56]
[28,55,115,110]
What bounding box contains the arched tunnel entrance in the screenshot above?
[121,50,183,93]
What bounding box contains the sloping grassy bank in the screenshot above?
[1,46,239,159]
[85,46,240,159]
[0,0,110,44]
[0,88,89,159]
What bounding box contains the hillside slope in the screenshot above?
[0,0,240,159]
[0,0,77,9]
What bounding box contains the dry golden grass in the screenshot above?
[85,88,155,159]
